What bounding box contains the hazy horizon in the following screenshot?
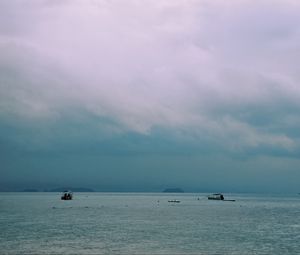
[1,0,300,194]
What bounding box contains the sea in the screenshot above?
[0,192,299,255]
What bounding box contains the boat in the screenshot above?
[61,190,73,200]
[208,193,235,201]
[208,193,224,200]
[168,199,180,203]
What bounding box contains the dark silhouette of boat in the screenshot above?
[61,191,73,200]
[208,193,224,200]
[208,193,235,202]
[168,199,181,203]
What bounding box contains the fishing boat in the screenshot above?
[168,199,180,203]
[208,193,235,201]
[61,190,73,200]
[208,193,224,200]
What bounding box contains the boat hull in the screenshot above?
[208,194,224,200]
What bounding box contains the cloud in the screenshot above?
[1,0,300,153]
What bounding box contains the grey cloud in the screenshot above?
[1,0,300,192]
[1,0,299,148]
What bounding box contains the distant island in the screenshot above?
[163,188,184,193]
[22,189,39,192]
[47,187,94,192]
[21,187,95,192]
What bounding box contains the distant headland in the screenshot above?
[22,187,95,192]
[22,189,39,192]
[163,188,184,193]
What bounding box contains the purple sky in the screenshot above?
[1,0,300,192]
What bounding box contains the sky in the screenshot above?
[1,0,300,192]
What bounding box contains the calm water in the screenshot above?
[0,193,299,254]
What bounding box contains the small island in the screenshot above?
[47,187,94,192]
[163,188,184,193]
[22,189,39,192]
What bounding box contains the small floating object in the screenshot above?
[224,199,236,202]
[208,193,235,202]
[168,199,180,203]
[208,193,224,200]
[61,190,73,200]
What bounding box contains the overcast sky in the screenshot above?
[1,0,300,192]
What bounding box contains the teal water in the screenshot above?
[0,193,299,254]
